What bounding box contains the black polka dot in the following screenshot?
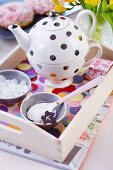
[74,69,79,73]
[74,25,78,30]
[37,64,42,69]
[62,78,67,81]
[30,50,33,56]
[61,44,67,50]
[75,50,79,56]
[50,34,56,40]
[66,31,72,37]
[42,21,48,25]
[50,55,56,61]
[63,65,69,70]
[78,35,82,41]
[54,22,60,27]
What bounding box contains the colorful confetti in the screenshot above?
[31,83,38,92]
[39,76,45,83]
[18,63,31,71]
[73,75,84,83]
[70,94,83,102]
[0,59,95,138]
[67,100,81,107]
[0,105,8,112]
[69,106,81,115]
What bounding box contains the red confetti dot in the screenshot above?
[31,83,38,92]
[31,75,38,82]
[63,85,76,93]
[52,88,63,94]
[84,74,92,81]
[52,85,76,94]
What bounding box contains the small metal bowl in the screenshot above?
[0,69,31,105]
[20,92,67,130]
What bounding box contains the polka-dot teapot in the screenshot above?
[9,10,102,88]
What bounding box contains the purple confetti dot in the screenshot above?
[75,84,83,89]
[69,106,81,115]
[39,76,45,83]
[0,105,8,112]
[0,120,8,126]
[22,68,37,79]
[25,67,36,74]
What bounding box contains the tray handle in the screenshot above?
[0,110,46,135]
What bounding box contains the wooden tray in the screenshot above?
[0,44,113,162]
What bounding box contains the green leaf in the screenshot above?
[91,6,97,13]
[78,0,86,9]
[69,2,75,6]
[96,0,104,14]
[102,0,109,12]
[101,13,113,31]
[109,4,113,11]
[96,14,106,25]
[85,3,92,10]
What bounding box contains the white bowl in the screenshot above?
[20,92,67,130]
[0,69,31,105]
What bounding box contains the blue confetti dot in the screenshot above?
[73,75,84,83]
[69,106,81,115]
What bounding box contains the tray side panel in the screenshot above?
[0,46,26,70]
[60,66,113,162]
[0,110,62,162]
[88,41,113,61]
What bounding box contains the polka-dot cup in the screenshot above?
[9,10,102,88]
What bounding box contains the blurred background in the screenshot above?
[0,0,24,4]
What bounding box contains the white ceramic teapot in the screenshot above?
[9,10,102,88]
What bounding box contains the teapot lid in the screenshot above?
[39,11,70,31]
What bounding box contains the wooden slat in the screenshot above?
[0,45,26,70]
[60,66,113,161]
[0,110,62,161]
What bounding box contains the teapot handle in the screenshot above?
[84,41,103,66]
[75,10,96,39]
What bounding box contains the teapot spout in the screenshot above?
[8,24,30,51]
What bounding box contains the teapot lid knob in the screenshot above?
[39,10,69,31]
[48,10,59,20]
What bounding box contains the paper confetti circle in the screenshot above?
[18,63,31,71]
[70,94,83,102]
